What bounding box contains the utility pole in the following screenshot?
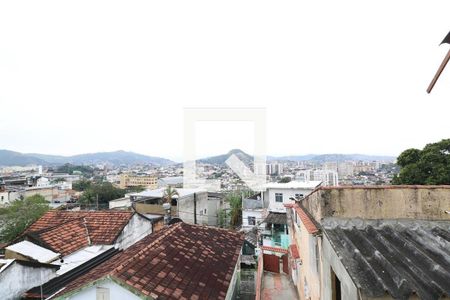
[193,193,197,224]
[96,194,99,211]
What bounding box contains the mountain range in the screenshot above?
[0,149,396,167]
[0,150,174,167]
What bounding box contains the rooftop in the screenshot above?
[129,188,206,199]
[20,210,133,256]
[5,240,60,263]
[323,218,450,299]
[264,180,322,190]
[53,222,244,300]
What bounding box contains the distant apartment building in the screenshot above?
[297,169,338,186]
[119,173,157,189]
[266,163,284,176]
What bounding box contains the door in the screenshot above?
[263,254,280,273]
[282,254,289,274]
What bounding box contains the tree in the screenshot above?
[278,177,292,183]
[162,186,179,204]
[79,182,126,207]
[72,179,92,191]
[0,194,50,243]
[227,192,242,227]
[392,139,450,185]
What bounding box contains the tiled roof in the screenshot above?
[323,218,450,300]
[294,205,319,234]
[264,212,287,225]
[23,210,133,256]
[37,219,89,256]
[54,222,244,300]
[261,246,288,254]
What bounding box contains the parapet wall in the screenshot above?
[302,186,450,222]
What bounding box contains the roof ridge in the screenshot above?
[111,223,183,276]
[82,217,92,246]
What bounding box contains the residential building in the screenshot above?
[285,186,450,300]
[296,169,338,186]
[129,188,222,226]
[39,222,244,300]
[119,173,157,189]
[0,259,59,300]
[157,176,183,188]
[262,181,322,213]
[242,192,265,231]
[4,210,155,277]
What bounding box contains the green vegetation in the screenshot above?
[56,163,94,176]
[0,194,50,243]
[278,177,292,183]
[227,191,242,227]
[392,139,450,185]
[162,186,179,204]
[72,179,92,191]
[79,182,126,206]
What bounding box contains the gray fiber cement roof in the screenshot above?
[322,218,450,300]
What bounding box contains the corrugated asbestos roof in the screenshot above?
[323,218,450,300]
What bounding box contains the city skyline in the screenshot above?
[1,1,449,161]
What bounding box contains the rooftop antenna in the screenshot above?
[427,31,450,93]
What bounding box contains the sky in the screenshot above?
[0,1,449,161]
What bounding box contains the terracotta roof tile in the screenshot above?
[261,246,288,254]
[54,223,244,300]
[289,244,300,259]
[294,205,319,234]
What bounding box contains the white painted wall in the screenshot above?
[114,214,153,250]
[0,260,58,300]
[63,278,140,300]
[242,209,264,230]
[264,187,316,213]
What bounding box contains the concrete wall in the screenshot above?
[177,192,212,225]
[321,235,359,300]
[288,207,322,300]
[302,186,450,222]
[115,214,153,250]
[242,209,264,230]
[61,278,140,300]
[0,261,58,300]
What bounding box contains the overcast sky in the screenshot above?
[0,1,449,161]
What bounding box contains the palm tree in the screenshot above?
[162,186,179,204]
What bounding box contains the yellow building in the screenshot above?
[119,174,157,189]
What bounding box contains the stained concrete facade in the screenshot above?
[287,186,450,300]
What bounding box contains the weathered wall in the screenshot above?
[302,186,450,221]
[61,278,140,300]
[0,261,58,300]
[321,235,359,300]
[177,192,210,225]
[288,207,322,300]
[115,214,153,250]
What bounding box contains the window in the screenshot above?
[275,193,283,202]
[248,216,256,225]
[96,287,110,300]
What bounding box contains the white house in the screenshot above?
[262,181,322,213]
[242,192,265,231]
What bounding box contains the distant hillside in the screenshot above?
[272,154,396,162]
[0,150,48,166]
[198,149,253,165]
[0,150,174,166]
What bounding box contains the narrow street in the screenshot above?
[262,271,298,300]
